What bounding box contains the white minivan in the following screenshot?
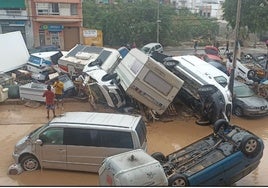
[12,112,147,173]
[162,55,232,123]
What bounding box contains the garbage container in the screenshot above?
[98,149,168,186]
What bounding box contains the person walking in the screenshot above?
[43,85,56,118]
[53,77,64,109]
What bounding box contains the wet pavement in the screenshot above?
[0,100,267,186]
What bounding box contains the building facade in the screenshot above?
[0,0,83,51]
[29,0,83,50]
[0,0,33,48]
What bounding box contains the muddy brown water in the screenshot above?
[0,101,267,186]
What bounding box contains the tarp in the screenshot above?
[0,31,29,73]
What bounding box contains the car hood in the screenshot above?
[238,96,268,107]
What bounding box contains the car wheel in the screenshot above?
[240,135,262,158]
[168,174,189,186]
[247,70,256,80]
[21,155,40,171]
[163,60,178,68]
[234,106,243,117]
[151,152,167,163]
[101,73,118,82]
[212,119,230,134]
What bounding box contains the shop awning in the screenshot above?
[0,0,25,9]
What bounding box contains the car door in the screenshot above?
[37,127,66,170]
[64,128,132,172]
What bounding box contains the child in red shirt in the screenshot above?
[43,85,56,118]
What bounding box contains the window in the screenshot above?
[39,128,64,145]
[144,70,172,96]
[214,76,228,88]
[135,120,147,146]
[70,4,78,15]
[51,3,59,15]
[64,128,95,146]
[64,128,134,149]
[51,32,60,46]
[98,130,133,149]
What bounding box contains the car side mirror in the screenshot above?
[36,139,43,146]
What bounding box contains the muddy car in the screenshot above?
[151,119,264,186]
[233,80,268,117]
[241,53,267,82]
[161,55,232,124]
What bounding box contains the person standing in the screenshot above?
[194,40,198,53]
[53,77,64,108]
[224,41,229,55]
[43,85,56,118]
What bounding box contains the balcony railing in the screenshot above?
[0,9,27,20]
[6,10,22,16]
[37,10,60,15]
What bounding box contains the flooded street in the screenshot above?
[0,101,267,186]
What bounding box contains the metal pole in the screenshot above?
[229,0,241,97]
[265,40,268,79]
[157,0,160,43]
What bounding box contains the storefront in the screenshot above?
[37,24,80,50]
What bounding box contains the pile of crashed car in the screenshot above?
[1,38,267,186]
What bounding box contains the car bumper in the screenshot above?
[243,109,268,117]
[12,152,20,164]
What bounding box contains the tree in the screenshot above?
[222,0,268,35]
[82,0,220,47]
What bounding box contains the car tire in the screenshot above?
[240,135,262,158]
[247,70,256,80]
[212,119,230,134]
[101,73,118,82]
[163,60,178,68]
[234,106,243,117]
[168,174,189,186]
[21,155,40,171]
[151,152,167,163]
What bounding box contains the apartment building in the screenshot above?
[0,0,83,50]
[0,0,32,47]
[29,0,83,50]
[171,0,224,19]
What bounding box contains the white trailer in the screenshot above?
[115,48,184,115]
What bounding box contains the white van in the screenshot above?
[162,55,232,122]
[12,112,147,173]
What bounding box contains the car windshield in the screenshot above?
[29,123,50,138]
[214,76,228,88]
[234,85,255,97]
[141,47,150,53]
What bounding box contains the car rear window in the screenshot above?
[135,120,147,146]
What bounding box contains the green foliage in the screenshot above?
[222,0,268,34]
[82,0,220,47]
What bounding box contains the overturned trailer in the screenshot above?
[58,44,121,78]
[115,48,184,115]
